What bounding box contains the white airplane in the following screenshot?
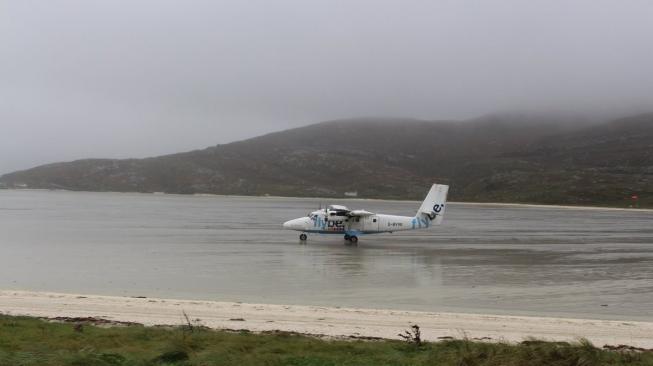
[283,184,449,243]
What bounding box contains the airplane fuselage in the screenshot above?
[283,212,435,235]
[282,184,449,243]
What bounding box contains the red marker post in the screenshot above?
[631,194,639,208]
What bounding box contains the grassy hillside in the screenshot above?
[2,113,652,207]
[1,315,651,366]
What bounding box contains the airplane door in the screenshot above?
[348,216,361,232]
[363,216,379,232]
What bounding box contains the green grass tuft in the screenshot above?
[0,315,651,365]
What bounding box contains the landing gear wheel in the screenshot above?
[344,234,351,241]
[299,233,307,241]
[349,236,358,244]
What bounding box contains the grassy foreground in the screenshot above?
[1,315,652,366]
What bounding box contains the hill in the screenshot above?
[1,113,652,207]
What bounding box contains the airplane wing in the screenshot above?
[347,209,375,217]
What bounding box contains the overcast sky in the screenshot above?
[1,0,652,174]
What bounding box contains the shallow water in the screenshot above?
[1,190,652,320]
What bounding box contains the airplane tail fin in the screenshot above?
[416,184,449,225]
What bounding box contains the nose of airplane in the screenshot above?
[283,218,305,230]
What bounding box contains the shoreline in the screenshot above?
[2,188,651,212]
[2,290,652,348]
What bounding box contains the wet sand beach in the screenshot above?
[2,290,653,348]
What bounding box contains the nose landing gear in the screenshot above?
[299,233,307,241]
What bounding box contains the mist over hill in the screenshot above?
[2,113,651,207]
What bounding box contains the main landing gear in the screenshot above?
[299,233,307,241]
[344,234,358,243]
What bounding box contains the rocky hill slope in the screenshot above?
[2,113,651,207]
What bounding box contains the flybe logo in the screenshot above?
[328,221,345,231]
[312,217,344,231]
[412,203,445,229]
[312,216,326,229]
[312,216,345,231]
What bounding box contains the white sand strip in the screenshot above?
[1,290,652,348]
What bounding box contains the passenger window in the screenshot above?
[372,218,377,223]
